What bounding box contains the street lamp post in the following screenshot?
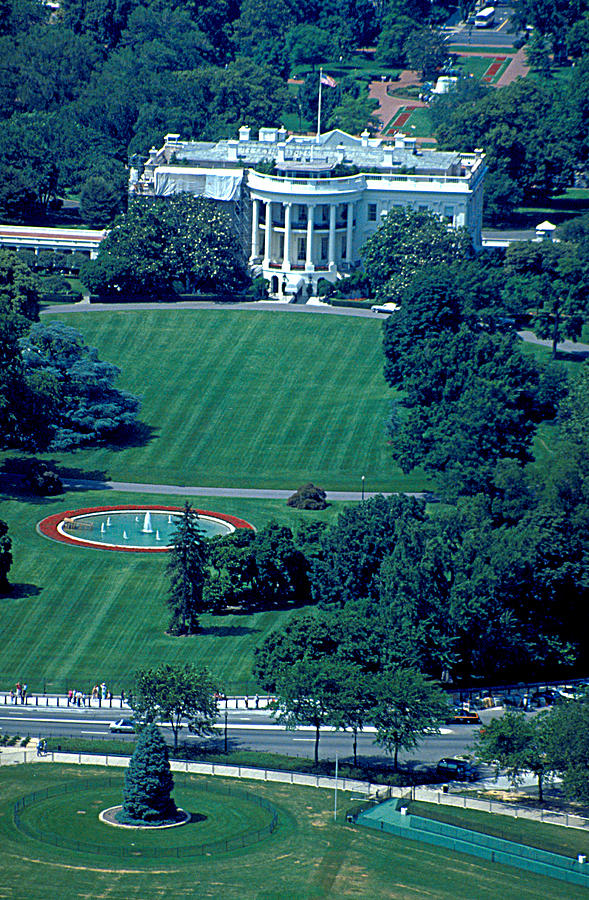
[224,709,228,754]
[361,475,365,501]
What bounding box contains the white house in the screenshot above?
[130,127,486,298]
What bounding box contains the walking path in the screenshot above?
[368,70,426,133]
[60,477,424,503]
[495,46,530,86]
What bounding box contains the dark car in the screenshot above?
[109,718,135,733]
[446,708,481,725]
[436,758,478,782]
[530,690,563,708]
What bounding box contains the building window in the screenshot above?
[443,205,454,223]
[368,203,377,222]
[418,204,428,212]
[341,236,347,259]
[297,237,306,261]
[320,237,328,260]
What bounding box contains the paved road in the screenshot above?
[61,476,428,502]
[0,703,484,768]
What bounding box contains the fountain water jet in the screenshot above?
[142,512,153,534]
[106,516,112,527]
[123,530,128,540]
[101,523,106,533]
[156,530,161,541]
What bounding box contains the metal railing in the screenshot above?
[13,776,278,859]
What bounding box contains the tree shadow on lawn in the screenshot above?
[102,420,158,452]
[2,582,42,599]
[0,458,111,503]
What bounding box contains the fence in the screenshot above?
[354,799,589,890]
[3,748,588,833]
[13,776,278,859]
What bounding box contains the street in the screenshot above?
[0,703,488,771]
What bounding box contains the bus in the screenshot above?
[475,6,495,27]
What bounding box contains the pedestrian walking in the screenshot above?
[255,694,259,709]
[100,682,107,700]
[121,689,125,705]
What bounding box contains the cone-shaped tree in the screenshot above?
[120,724,178,824]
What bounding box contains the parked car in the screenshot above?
[446,708,481,725]
[109,718,135,733]
[436,758,478,782]
[530,690,564,708]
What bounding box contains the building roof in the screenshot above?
[165,128,467,177]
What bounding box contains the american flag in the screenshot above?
[320,73,337,87]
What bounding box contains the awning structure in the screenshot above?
[153,167,243,201]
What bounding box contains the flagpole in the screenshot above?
[317,67,322,143]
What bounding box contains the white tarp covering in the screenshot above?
[153,166,243,201]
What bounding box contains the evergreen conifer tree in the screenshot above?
[166,501,207,634]
[120,723,178,824]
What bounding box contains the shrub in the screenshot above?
[287,483,328,510]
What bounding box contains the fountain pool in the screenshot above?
[38,505,255,552]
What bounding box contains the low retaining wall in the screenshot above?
[356,799,589,890]
[3,750,587,831]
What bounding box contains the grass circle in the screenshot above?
[13,775,279,862]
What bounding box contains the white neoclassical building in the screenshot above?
[130,126,486,298]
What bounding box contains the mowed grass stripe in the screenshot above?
[43,310,408,491]
[0,491,337,691]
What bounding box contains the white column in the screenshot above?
[251,198,260,260]
[306,205,315,270]
[263,200,272,265]
[283,202,291,270]
[328,204,336,269]
[345,202,354,263]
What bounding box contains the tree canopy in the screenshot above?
[133,663,218,752]
[83,196,250,298]
[20,321,140,450]
[362,208,472,302]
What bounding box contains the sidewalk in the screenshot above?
[0,692,273,712]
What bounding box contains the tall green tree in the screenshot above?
[373,667,449,771]
[133,663,218,753]
[546,699,589,802]
[312,494,426,606]
[83,196,249,298]
[166,502,208,635]
[120,723,178,824]
[20,321,140,450]
[79,175,121,226]
[362,207,472,301]
[474,710,551,801]
[403,27,447,80]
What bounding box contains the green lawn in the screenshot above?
[0,764,586,899]
[401,107,435,138]
[34,308,427,493]
[409,800,589,859]
[0,488,340,694]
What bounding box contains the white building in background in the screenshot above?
[130,127,486,298]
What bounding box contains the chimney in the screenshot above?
[361,129,370,147]
[394,132,405,149]
[238,125,251,142]
[227,139,239,161]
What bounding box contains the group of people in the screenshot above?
[66,684,124,706]
[9,682,27,704]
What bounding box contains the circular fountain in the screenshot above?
[38,505,255,552]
